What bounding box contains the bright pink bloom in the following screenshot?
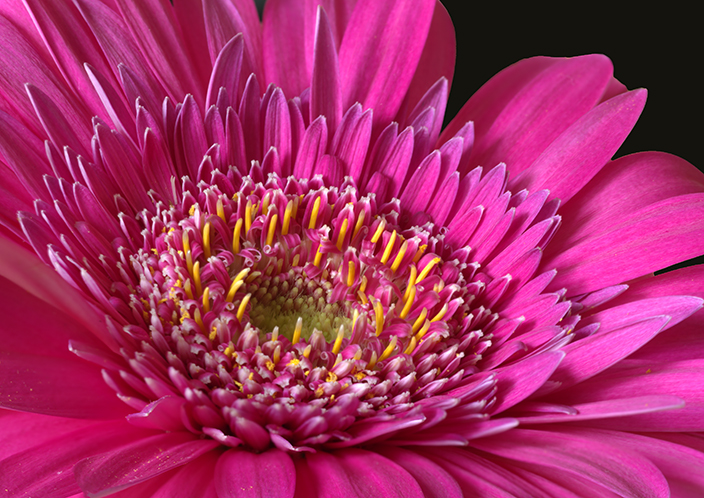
[1,1,703,497]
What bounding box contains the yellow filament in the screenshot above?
[360,275,368,292]
[194,308,204,330]
[415,319,431,339]
[273,344,281,364]
[314,245,324,267]
[399,285,415,319]
[282,200,293,235]
[209,325,217,341]
[303,344,312,358]
[404,266,418,301]
[417,257,441,283]
[352,308,360,330]
[373,298,384,337]
[352,210,366,239]
[261,193,270,215]
[413,244,428,263]
[332,324,345,354]
[309,196,321,229]
[378,335,398,363]
[391,240,408,273]
[371,219,386,243]
[292,316,303,345]
[232,218,243,254]
[216,198,226,222]
[233,267,251,285]
[412,308,428,333]
[357,290,368,305]
[380,230,397,265]
[266,213,278,246]
[292,254,300,267]
[183,231,193,275]
[347,260,356,287]
[203,221,211,259]
[193,261,202,296]
[224,343,235,357]
[404,336,417,355]
[367,351,379,369]
[271,327,280,342]
[184,279,194,300]
[430,304,449,322]
[336,218,349,250]
[245,199,253,234]
[236,293,251,321]
[245,271,261,283]
[202,287,210,312]
[225,279,244,302]
[293,195,300,219]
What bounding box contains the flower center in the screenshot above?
[110,173,491,451]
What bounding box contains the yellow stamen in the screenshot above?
[412,308,428,333]
[236,293,251,321]
[202,287,210,312]
[273,344,281,364]
[203,221,211,259]
[367,351,379,369]
[183,231,193,275]
[266,213,278,246]
[292,316,303,345]
[314,245,324,267]
[404,266,418,301]
[303,344,312,358]
[417,257,441,283]
[332,324,345,354]
[194,307,204,330]
[347,260,356,287]
[282,200,293,235]
[225,279,244,302]
[413,244,427,263]
[189,204,197,216]
[399,285,415,319]
[352,210,366,239]
[293,195,300,219]
[404,336,417,355]
[193,261,202,295]
[209,325,217,341]
[224,343,235,357]
[371,219,386,243]
[377,335,398,363]
[292,254,300,267]
[380,230,397,265]
[216,198,226,222]
[261,192,270,215]
[430,304,449,322]
[390,240,408,273]
[232,218,243,254]
[245,199,253,234]
[336,218,349,250]
[271,327,280,342]
[245,271,261,283]
[415,319,431,339]
[372,298,384,337]
[309,196,321,229]
[357,290,368,305]
[184,279,194,300]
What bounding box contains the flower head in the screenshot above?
[1,0,704,497]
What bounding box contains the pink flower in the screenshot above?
[1,0,703,496]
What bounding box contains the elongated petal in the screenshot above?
[215,448,295,498]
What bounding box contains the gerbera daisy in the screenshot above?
[0,1,703,497]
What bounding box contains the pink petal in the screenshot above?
[152,451,218,498]
[450,55,613,177]
[471,428,669,498]
[0,420,157,498]
[339,0,435,133]
[297,449,424,498]
[400,1,455,125]
[375,447,462,498]
[205,34,244,110]
[545,194,704,295]
[215,448,295,498]
[75,432,219,498]
[310,6,342,133]
[510,89,647,203]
